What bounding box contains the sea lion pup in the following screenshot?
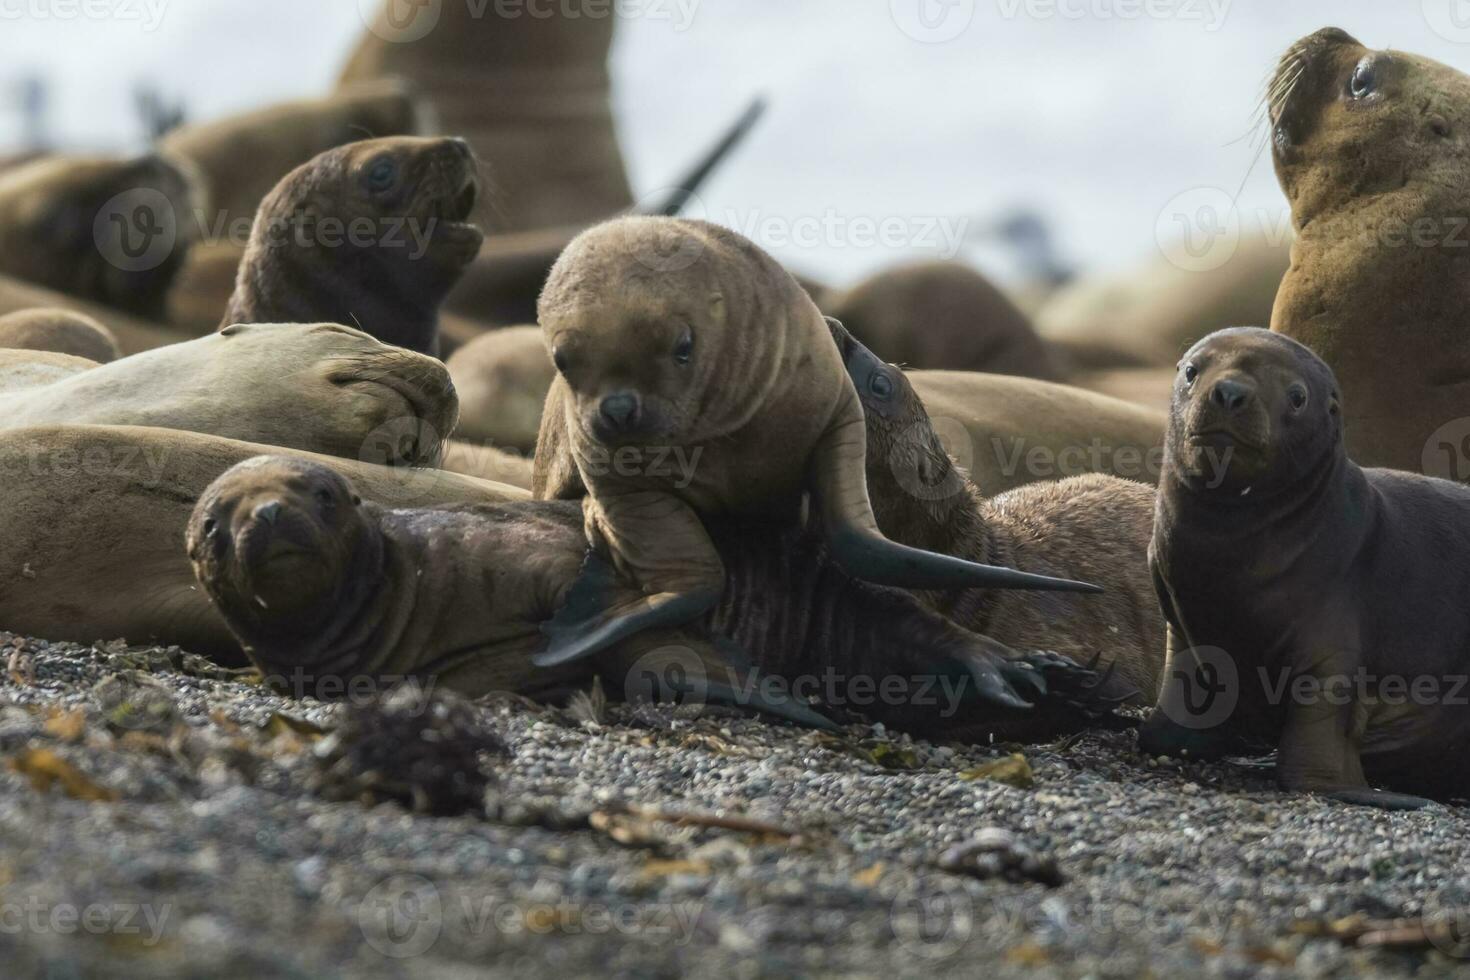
[533,217,1099,666]
[1268,28,1470,472]
[823,261,1065,379]
[833,323,1163,701]
[1141,328,1470,809]
[188,456,1116,739]
[0,425,527,661]
[906,371,1167,495]
[446,325,554,454]
[0,308,120,363]
[221,136,484,354]
[0,153,197,318]
[0,323,457,468]
[159,80,425,234]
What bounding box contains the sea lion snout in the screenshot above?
[1208,377,1254,414]
[598,391,642,431]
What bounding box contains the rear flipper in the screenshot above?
[1324,789,1433,811]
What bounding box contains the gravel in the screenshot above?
[0,634,1466,979]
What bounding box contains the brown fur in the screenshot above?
[0,349,98,394]
[221,137,484,354]
[0,272,192,355]
[0,425,527,662]
[446,324,554,453]
[0,308,120,363]
[440,439,534,490]
[1269,28,1470,472]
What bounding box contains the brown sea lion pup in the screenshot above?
[824,261,1065,379]
[0,153,197,318]
[0,308,120,363]
[533,217,1099,667]
[907,371,1167,495]
[446,325,554,454]
[340,1,629,233]
[833,323,1164,702]
[159,80,425,233]
[1141,327,1470,809]
[221,137,483,354]
[187,456,1117,739]
[0,425,527,662]
[0,323,457,468]
[1037,230,1289,370]
[1268,28,1470,472]
[0,272,192,355]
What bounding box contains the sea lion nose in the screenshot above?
[599,391,642,429]
[1210,378,1253,413]
[253,501,282,526]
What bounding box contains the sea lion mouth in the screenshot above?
[1186,427,1266,456]
[327,358,455,466]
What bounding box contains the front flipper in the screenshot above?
[1324,789,1433,811]
[535,492,724,668]
[811,389,1102,594]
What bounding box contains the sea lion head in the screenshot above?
[540,216,805,447]
[188,457,380,652]
[1168,327,1342,498]
[0,153,196,316]
[255,135,483,271]
[215,322,460,467]
[0,308,120,364]
[1269,27,1470,227]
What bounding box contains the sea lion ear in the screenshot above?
[351,494,362,507]
[709,293,726,322]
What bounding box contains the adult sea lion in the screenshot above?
[907,371,1167,495]
[0,272,192,356]
[533,217,1099,666]
[1141,328,1470,808]
[187,456,1116,740]
[440,440,534,491]
[823,260,1065,379]
[0,308,119,363]
[0,323,457,468]
[0,349,97,394]
[221,137,483,355]
[1268,28,1470,472]
[446,325,554,454]
[0,425,527,662]
[339,0,630,232]
[834,323,1164,701]
[0,153,197,318]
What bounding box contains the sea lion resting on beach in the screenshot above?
[0,425,527,662]
[0,323,457,468]
[447,325,554,455]
[187,455,1118,741]
[1142,328,1470,808]
[222,137,484,355]
[835,323,1164,701]
[533,217,1099,667]
[0,308,119,363]
[0,153,197,318]
[0,272,192,356]
[1269,27,1470,473]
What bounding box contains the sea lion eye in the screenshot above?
[552,346,569,374]
[672,328,694,366]
[351,494,362,507]
[366,157,398,193]
[869,371,894,400]
[202,517,218,538]
[1287,384,1309,411]
[1349,59,1377,100]
[1183,363,1199,385]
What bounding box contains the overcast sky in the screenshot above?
[0,1,1465,286]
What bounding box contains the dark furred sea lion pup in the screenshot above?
[188,457,1116,741]
[221,136,483,354]
[832,322,1163,702]
[532,217,1099,667]
[1142,327,1470,809]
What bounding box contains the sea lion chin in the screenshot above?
[222,136,484,354]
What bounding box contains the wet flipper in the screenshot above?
[701,635,839,731]
[1324,788,1434,811]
